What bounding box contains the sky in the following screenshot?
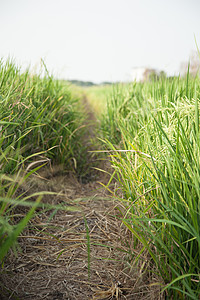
[0,0,200,83]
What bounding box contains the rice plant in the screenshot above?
[0,58,85,265]
[0,58,86,172]
[101,74,200,298]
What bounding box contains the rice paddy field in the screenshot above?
[99,77,200,299]
[0,59,200,299]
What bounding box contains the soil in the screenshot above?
[0,97,163,300]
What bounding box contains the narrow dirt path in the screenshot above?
[0,97,161,300]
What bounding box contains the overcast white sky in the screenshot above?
[0,0,200,83]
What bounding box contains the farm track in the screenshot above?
[0,97,162,300]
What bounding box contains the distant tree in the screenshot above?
[148,70,158,81]
[68,80,96,87]
[159,70,167,79]
[148,70,166,82]
[100,81,112,86]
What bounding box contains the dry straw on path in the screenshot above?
[0,169,162,299]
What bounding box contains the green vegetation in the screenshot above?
[101,75,200,298]
[68,79,97,87]
[0,60,86,170]
[84,84,114,115]
[68,80,115,115]
[1,57,200,299]
[0,59,85,263]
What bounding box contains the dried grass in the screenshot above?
[0,167,163,300]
